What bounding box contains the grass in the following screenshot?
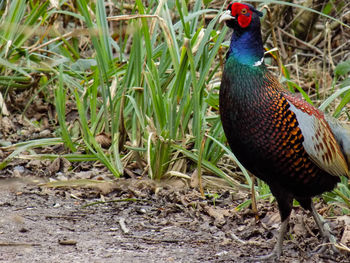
[0,0,349,213]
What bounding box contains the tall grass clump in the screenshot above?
[0,0,239,186]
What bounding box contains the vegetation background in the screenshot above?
[0,0,349,215]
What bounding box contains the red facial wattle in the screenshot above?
[229,3,252,28]
[237,11,252,28]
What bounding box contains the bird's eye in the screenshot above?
[241,8,247,15]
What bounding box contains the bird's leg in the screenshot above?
[310,202,338,252]
[253,186,293,260]
[254,216,290,260]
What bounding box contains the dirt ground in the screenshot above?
[0,175,348,263]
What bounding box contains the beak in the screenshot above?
[219,10,235,23]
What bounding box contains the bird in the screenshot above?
[219,2,350,259]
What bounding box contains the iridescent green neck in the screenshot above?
[223,56,269,99]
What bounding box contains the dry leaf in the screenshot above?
[1,116,14,133]
[261,211,280,229]
[205,206,230,226]
[47,157,71,175]
[190,169,199,188]
[293,215,306,237]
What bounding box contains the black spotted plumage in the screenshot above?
[219,2,349,259]
[220,57,339,199]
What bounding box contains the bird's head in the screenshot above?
[219,2,263,30]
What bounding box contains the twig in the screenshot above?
[264,5,283,79]
[0,242,41,246]
[279,28,323,55]
[129,236,193,243]
[229,231,246,244]
[334,242,350,253]
[326,22,335,70]
[81,198,151,208]
[229,232,263,246]
[28,31,75,53]
[277,27,287,59]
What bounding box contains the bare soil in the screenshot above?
[0,175,348,263]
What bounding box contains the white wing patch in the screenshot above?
[288,102,349,177]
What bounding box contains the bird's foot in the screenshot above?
[312,227,339,254]
[310,204,339,254]
[251,217,289,261]
[319,220,337,244]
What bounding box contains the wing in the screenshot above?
[284,93,349,178]
[324,115,350,166]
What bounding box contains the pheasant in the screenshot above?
[219,2,350,259]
